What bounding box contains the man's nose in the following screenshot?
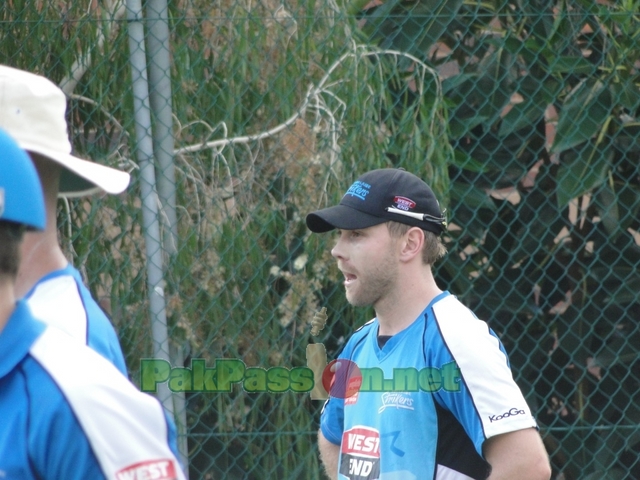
[331,235,344,259]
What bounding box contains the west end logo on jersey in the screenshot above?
[392,196,415,211]
[378,392,414,414]
[342,427,381,457]
[344,180,371,201]
[340,426,381,480]
[115,459,177,480]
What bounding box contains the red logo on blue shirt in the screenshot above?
[116,459,177,480]
[340,426,381,479]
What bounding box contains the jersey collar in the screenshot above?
[0,300,46,378]
[372,291,452,358]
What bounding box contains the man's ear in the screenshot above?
[399,227,424,262]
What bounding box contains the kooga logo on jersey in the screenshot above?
[489,407,526,423]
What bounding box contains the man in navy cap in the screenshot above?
[307,168,551,480]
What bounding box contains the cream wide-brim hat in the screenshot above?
[0,65,130,198]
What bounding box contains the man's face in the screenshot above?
[330,223,400,308]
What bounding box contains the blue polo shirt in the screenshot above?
[0,301,184,480]
[24,264,127,375]
[321,292,537,480]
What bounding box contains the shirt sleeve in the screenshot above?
[319,322,376,447]
[431,296,537,456]
[320,395,345,445]
[78,280,129,377]
[88,311,128,377]
[29,327,185,480]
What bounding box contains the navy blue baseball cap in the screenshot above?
[306,168,446,235]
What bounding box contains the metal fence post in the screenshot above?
[145,0,178,256]
[144,0,188,473]
[125,0,177,453]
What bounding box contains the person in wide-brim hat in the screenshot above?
[0,65,129,197]
[0,65,129,376]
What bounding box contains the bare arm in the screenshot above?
[318,429,340,480]
[484,428,551,480]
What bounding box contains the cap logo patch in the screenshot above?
[393,196,415,211]
[345,180,371,201]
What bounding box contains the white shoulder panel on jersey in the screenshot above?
[29,327,185,480]
[27,275,88,341]
[436,464,475,480]
[432,295,536,439]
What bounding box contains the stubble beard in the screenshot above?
[346,251,398,308]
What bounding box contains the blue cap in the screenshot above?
[0,128,46,230]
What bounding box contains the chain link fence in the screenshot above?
[3,1,640,478]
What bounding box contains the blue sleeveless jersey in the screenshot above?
[320,291,537,480]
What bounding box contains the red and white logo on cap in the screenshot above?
[393,196,416,211]
[115,459,177,480]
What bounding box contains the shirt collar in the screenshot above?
[0,300,46,379]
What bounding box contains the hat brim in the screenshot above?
[22,143,130,198]
[306,204,387,233]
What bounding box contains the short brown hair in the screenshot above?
[386,221,447,265]
[0,221,24,279]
